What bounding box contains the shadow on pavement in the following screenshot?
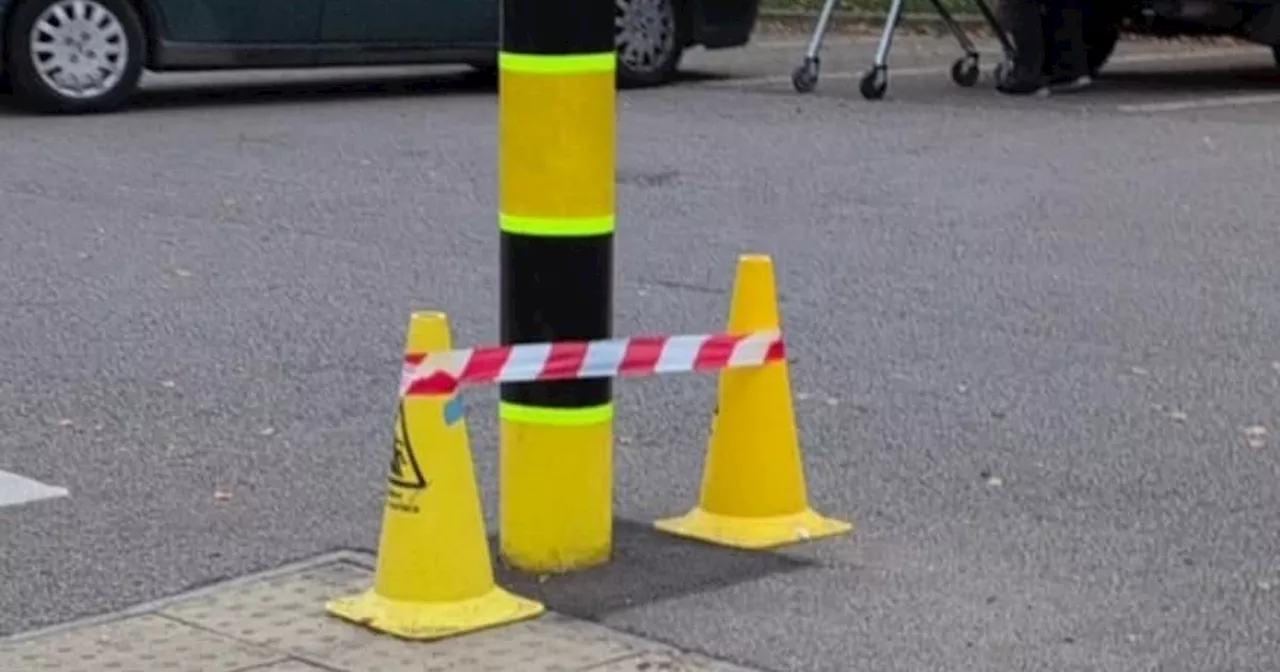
[128,69,499,112]
[670,69,736,85]
[1098,63,1280,94]
[0,67,735,117]
[492,518,820,620]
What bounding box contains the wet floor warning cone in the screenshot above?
[326,311,543,640]
[654,255,853,550]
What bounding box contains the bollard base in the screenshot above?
[654,506,852,551]
[499,406,614,575]
[499,544,613,576]
[325,586,544,641]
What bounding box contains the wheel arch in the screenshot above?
[676,0,697,47]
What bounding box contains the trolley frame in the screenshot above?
[790,0,1018,99]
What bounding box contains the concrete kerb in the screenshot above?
[0,550,376,645]
[0,548,774,672]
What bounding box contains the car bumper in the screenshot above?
[693,0,760,49]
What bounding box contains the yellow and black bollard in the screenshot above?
[497,0,616,572]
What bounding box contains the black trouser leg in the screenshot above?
[997,0,1046,92]
[1004,0,1045,79]
[1045,0,1088,78]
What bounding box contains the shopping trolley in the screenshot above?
[790,0,1018,100]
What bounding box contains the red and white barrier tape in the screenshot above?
[400,330,785,396]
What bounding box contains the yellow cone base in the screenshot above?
[654,506,852,551]
[325,585,544,642]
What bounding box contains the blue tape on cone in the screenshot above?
[443,396,465,426]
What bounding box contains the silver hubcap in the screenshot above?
[615,0,676,74]
[29,0,128,99]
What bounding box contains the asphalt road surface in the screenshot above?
[3,30,1280,672]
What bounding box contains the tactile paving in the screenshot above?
[308,614,645,672]
[5,557,766,672]
[0,613,284,672]
[159,561,372,653]
[160,559,646,671]
[247,661,336,671]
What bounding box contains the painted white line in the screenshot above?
[704,46,1261,88]
[750,36,887,49]
[1118,92,1280,113]
[699,62,973,87]
[0,470,68,508]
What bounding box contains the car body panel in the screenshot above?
[996,0,1280,48]
[319,0,495,46]
[1121,0,1280,45]
[0,0,759,79]
[693,0,759,47]
[151,0,323,44]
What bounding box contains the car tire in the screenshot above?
[615,0,684,88]
[466,62,498,83]
[1040,6,1119,78]
[1081,9,1119,76]
[4,0,146,114]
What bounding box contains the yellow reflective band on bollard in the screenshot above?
[499,68,614,219]
[498,51,616,74]
[500,405,613,573]
[498,401,614,426]
[498,214,614,237]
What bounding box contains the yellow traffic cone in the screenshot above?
[326,311,544,640]
[654,255,853,550]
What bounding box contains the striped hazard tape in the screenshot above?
[400,330,785,396]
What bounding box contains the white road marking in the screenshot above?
[699,61,981,87]
[750,37,887,49]
[0,470,68,508]
[702,46,1262,88]
[1118,92,1280,113]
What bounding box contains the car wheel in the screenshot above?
[615,0,684,88]
[1082,12,1119,75]
[4,0,146,114]
[1037,6,1119,78]
[466,62,498,84]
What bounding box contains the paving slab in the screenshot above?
[0,554,766,672]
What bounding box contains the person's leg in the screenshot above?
[1045,0,1092,91]
[997,0,1047,94]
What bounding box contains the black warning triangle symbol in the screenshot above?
[388,402,428,490]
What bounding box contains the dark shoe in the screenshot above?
[995,61,1048,96]
[996,75,1047,96]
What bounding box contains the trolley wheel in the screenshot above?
[859,66,887,101]
[792,58,820,94]
[950,55,980,88]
